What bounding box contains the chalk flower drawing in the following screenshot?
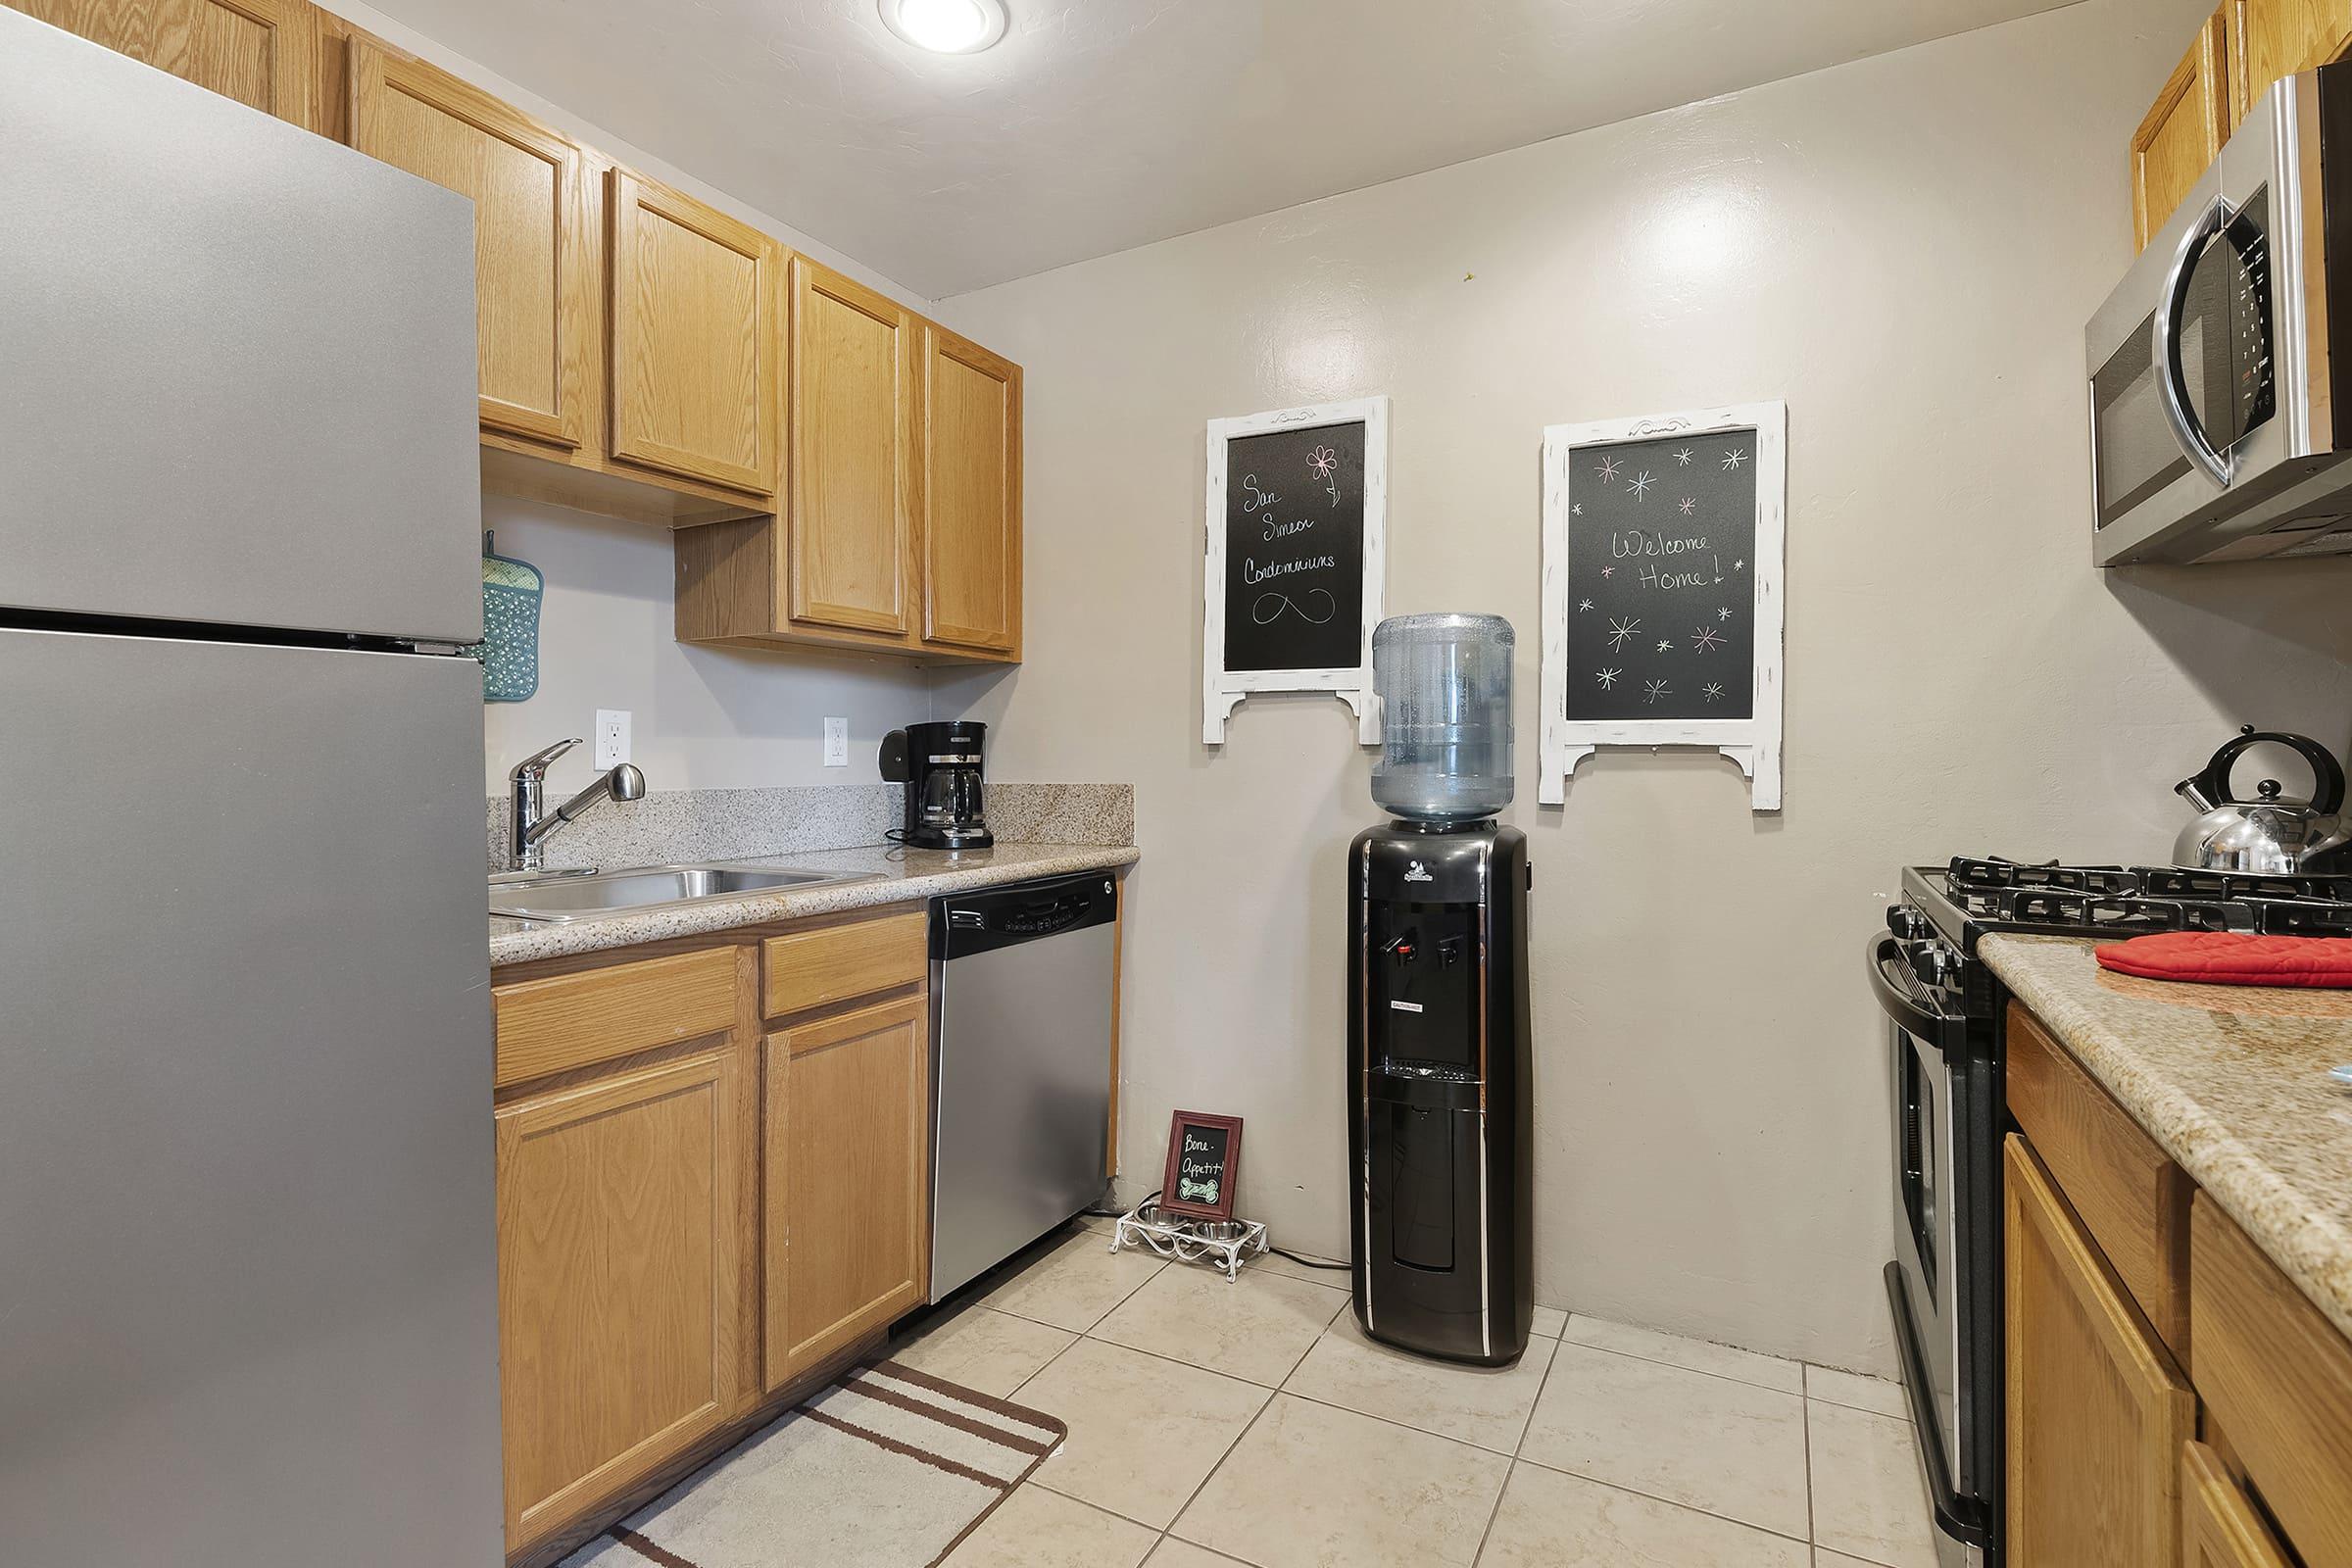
[1595,667,1621,690]
[1605,615,1641,651]
[1674,447,1695,466]
[1595,455,1622,484]
[1721,447,1749,470]
[1691,625,1724,653]
[1306,444,1338,481]
[1577,598,1593,612]
[1628,471,1654,501]
[1642,678,1672,705]
[1678,496,1696,515]
[1703,682,1726,702]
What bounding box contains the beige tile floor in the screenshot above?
[894,1219,1940,1568]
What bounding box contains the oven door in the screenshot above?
[1869,933,1987,1564]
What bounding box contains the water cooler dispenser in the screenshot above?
[1348,613,1533,1365]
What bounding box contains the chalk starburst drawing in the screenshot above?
[1306,444,1338,482]
[1600,565,1614,577]
[1677,496,1696,515]
[1595,667,1621,690]
[1718,607,1734,619]
[1627,471,1655,501]
[1703,682,1726,702]
[1642,678,1672,705]
[1674,447,1695,466]
[1605,615,1641,651]
[1571,503,1583,515]
[1577,598,1593,612]
[1655,639,1674,652]
[1734,558,1746,571]
[1595,455,1622,484]
[1721,447,1749,470]
[1691,625,1724,653]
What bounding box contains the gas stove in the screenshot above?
[1906,857,2352,960]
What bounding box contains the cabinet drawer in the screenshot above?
[494,946,738,1088]
[2005,1003,2191,1355]
[2183,1441,2293,1567]
[761,910,927,1017]
[2191,1192,2352,1565]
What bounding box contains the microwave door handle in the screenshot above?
[2154,193,2236,488]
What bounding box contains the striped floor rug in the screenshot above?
[559,1361,1066,1568]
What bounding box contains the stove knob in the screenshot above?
[1886,905,1931,942]
[1908,942,1959,989]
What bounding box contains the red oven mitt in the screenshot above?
[2095,931,2352,987]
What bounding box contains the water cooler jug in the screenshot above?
[1348,613,1533,1365]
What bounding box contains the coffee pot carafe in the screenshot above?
[879,720,994,851]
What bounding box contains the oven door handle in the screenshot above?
[2154,192,2236,488]
[1868,932,1966,1059]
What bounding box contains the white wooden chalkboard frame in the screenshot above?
[1202,396,1389,746]
[1539,401,1787,810]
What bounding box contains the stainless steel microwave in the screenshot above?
[2087,64,2352,564]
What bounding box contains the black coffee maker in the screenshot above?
[878,720,993,850]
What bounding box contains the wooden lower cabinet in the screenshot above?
[2183,1442,2293,1567]
[2005,1133,2195,1567]
[764,993,931,1387]
[495,1046,745,1555]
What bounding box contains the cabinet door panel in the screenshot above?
[2234,0,2352,123]
[766,995,929,1387]
[921,325,1021,656]
[2005,1135,2192,1568]
[609,169,779,495]
[349,43,590,450]
[16,0,318,127]
[2183,1443,2293,1567]
[497,1048,742,1553]
[790,259,915,635]
[2132,12,2230,251]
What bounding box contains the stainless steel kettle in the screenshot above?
[2173,727,2352,874]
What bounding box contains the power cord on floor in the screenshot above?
[1081,1197,1351,1273]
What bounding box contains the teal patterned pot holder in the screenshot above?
[473,530,542,704]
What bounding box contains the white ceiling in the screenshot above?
[366,0,2077,299]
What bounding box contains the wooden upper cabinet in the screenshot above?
[2183,1444,2294,1568]
[920,323,1023,657]
[496,1047,745,1554]
[14,0,318,127]
[2133,10,2231,251]
[608,168,781,496]
[347,43,592,451]
[2005,1134,2194,1567]
[764,994,930,1388]
[788,258,917,636]
[2232,0,2352,125]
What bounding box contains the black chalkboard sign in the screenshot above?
[1561,428,1759,722]
[1159,1111,1244,1221]
[1220,421,1366,673]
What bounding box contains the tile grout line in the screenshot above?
[1155,1381,1284,1553]
[1802,1380,1817,1547]
[1505,1446,1816,1549]
[1556,1319,1806,1397]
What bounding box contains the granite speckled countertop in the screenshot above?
[1982,933,2352,1341]
[489,842,1139,968]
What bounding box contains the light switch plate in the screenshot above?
[823,716,849,767]
[595,710,632,769]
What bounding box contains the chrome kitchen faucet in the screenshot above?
[506,737,646,872]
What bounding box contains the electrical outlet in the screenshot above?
[594,710,632,769]
[823,716,849,767]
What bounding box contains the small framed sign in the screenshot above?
[1202,397,1388,746]
[1538,401,1787,810]
[1158,1110,1244,1222]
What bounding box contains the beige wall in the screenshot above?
[935,0,2352,1373]
[314,3,943,798]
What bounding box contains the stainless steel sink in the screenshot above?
[489,861,878,922]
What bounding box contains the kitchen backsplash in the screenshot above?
[484,782,1134,871]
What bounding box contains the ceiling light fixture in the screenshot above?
[879,0,1006,54]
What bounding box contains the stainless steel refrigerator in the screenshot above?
[0,13,503,1562]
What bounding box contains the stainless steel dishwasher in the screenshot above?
[928,871,1119,1301]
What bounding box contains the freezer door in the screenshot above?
[0,630,501,1565]
[0,10,480,643]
